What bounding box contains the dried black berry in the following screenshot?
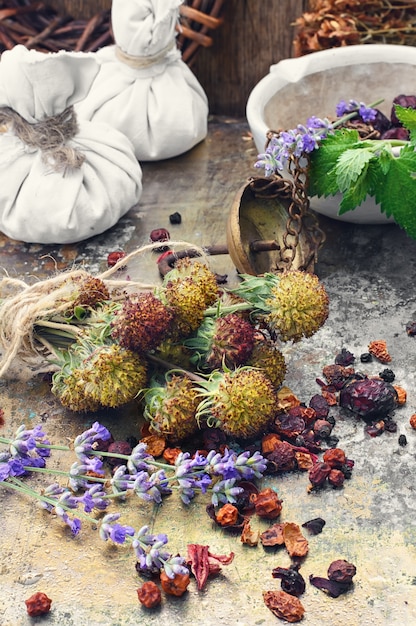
[379,368,395,383]
[398,434,408,447]
[360,352,372,363]
[272,565,306,597]
[169,212,182,224]
[406,321,416,336]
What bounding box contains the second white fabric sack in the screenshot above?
[76,0,209,161]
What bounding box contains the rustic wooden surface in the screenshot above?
[192,0,308,116]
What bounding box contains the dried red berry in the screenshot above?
[328,468,345,488]
[107,440,132,466]
[308,461,331,487]
[150,228,170,243]
[328,559,356,583]
[107,250,126,267]
[25,592,52,617]
[323,448,346,469]
[137,581,162,608]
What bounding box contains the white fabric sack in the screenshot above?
[0,45,143,244]
[76,0,209,161]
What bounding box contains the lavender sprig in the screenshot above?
[255,98,380,176]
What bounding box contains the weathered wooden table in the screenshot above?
[1,117,416,625]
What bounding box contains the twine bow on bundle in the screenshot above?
[0,105,85,172]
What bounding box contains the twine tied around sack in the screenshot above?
[0,105,85,172]
[115,40,178,69]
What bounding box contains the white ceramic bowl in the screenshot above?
[246,44,416,224]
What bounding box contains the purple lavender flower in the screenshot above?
[127,442,153,473]
[78,484,109,512]
[9,424,49,458]
[74,422,111,461]
[211,478,243,507]
[55,507,82,535]
[0,457,26,481]
[234,449,267,479]
[68,461,104,491]
[132,525,188,578]
[99,513,134,544]
[111,465,135,496]
[358,102,377,123]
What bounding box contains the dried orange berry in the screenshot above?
[215,503,239,526]
[160,570,190,597]
[368,339,391,363]
[393,385,407,405]
[252,487,283,519]
[409,414,416,430]
[323,447,346,468]
[263,589,305,623]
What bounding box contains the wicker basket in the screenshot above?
[0,0,226,67]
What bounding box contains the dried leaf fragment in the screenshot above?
[241,519,260,546]
[263,589,305,623]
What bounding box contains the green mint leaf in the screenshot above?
[308,129,360,197]
[374,144,416,238]
[335,148,374,193]
[394,105,416,141]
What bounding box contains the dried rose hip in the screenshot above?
[216,503,239,526]
[328,468,345,488]
[107,250,126,267]
[137,581,162,608]
[251,487,283,519]
[263,589,305,622]
[150,228,170,243]
[323,448,346,468]
[160,570,190,597]
[25,592,52,617]
[308,461,331,487]
[328,559,356,583]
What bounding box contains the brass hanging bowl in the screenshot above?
[157,172,325,277]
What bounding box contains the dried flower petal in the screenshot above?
[187,544,234,590]
[272,565,306,597]
[251,487,283,519]
[302,517,326,535]
[241,519,260,546]
[282,522,309,558]
[260,523,286,547]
